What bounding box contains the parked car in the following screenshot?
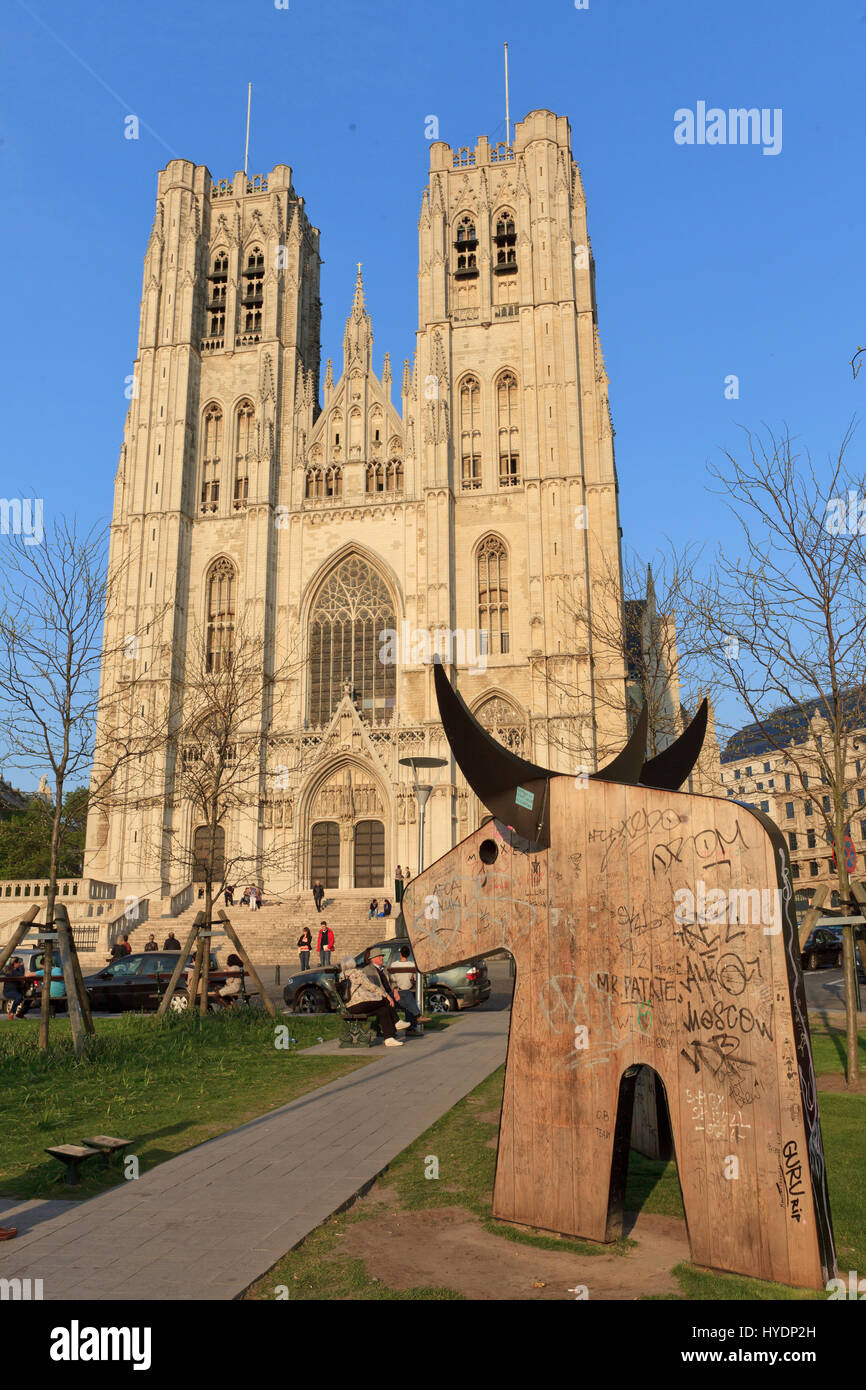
[19,949,66,1011]
[801,926,864,974]
[282,938,491,1015]
[80,950,222,1013]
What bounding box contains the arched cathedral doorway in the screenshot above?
[305,763,388,891]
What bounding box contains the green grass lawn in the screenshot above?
[808,1021,866,1077]
[248,1057,866,1302]
[0,1010,360,1199]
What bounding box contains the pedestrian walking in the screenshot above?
[312,879,325,912]
[224,885,234,907]
[255,886,263,909]
[163,931,181,950]
[317,920,334,966]
[249,885,258,911]
[143,934,158,952]
[297,926,312,972]
[394,865,405,903]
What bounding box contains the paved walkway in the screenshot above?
[0,990,511,1301]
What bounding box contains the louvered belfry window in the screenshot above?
[308,556,396,726]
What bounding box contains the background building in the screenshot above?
[76,109,707,955]
[720,693,866,911]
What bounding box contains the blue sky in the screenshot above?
[1,0,864,775]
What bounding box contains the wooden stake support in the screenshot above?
[217,909,277,1018]
[0,905,40,973]
[156,913,205,1018]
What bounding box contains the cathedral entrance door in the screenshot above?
[310,821,340,889]
[192,825,225,883]
[353,819,385,888]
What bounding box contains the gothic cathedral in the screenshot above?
[84,109,630,907]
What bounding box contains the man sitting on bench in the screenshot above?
[339,955,411,1048]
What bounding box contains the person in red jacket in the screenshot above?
[317,921,334,966]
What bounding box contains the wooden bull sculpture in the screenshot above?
[402,667,836,1290]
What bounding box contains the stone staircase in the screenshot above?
[100,892,402,967]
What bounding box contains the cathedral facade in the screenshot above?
[84,108,630,905]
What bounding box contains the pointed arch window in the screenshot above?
[234,399,254,509]
[365,461,403,495]
[206,558,236,672]
[478,535,509,656]
[308,555,397,726]
[493,209,518,273]
[454,216,478,277]
[207,253,227,340]
[496,371,520,487]
[459,376,481,490]
[200,404,222,513]
[241,246,264,339]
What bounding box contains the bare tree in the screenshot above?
[691,423,866,1083]
[538,543,719,786]
[155,617,307,1007]
[0,516,166,1052]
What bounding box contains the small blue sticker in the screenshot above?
[514,786,534,810]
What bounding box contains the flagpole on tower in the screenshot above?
[244,82,252,177]
[504,42,510,145]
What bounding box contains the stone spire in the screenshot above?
[343,263,373,374]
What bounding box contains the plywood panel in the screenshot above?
[403,782,836,1291]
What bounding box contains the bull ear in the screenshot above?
[590,703,648,784]
[639,699,708,790]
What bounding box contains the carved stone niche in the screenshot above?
[311,765,384,821]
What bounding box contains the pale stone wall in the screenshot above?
[85,111,646,906]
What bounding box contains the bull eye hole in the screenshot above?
[479,839,499,865]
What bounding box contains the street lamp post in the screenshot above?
[398,754,447,1019]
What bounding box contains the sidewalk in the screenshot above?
[0,998,510,1301]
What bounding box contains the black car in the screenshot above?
[81,950,221,1012]
[282,938,491,1015]
[801,926,864,974]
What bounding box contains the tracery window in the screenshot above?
[207,252,228,339]
[305,466,342,500]
[454,216,478,276]
[234,399,254,509]
[206,558,235,672]
[200,404,222,513]
[493,209,517,272]
[308,556,396,726]
[459,376,481,490]
[477,535,509,656]
[241,246,264,338]
[496,371,520,486]
[365,460,403,494]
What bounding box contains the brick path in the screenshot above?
[0,985,510,1301]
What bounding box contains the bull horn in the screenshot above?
[639,699,708,790]
[433,666,651,847]
[591,703,648,784]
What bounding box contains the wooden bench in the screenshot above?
[338,1004,380,1048]
[79,1135,132,1168]
[44,1144,102,1186]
